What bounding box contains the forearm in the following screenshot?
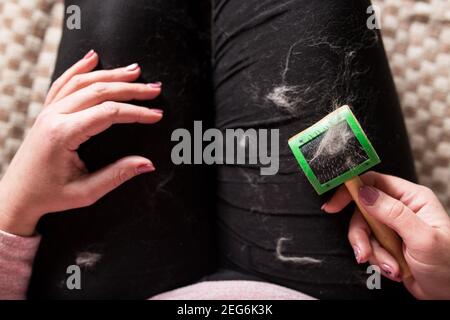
[0,228,40,300]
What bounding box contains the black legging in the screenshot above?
[28,0,416,299]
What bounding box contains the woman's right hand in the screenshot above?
[0,50,163,237]
[323,171,450,300]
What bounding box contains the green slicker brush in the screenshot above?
[288,105,411,279]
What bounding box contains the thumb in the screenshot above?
[358,185,430,247]
[79,156,155,205]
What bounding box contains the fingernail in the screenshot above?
[381,265,401,282]
[125,63,139,71]
[353,246,361,263]
[147,82,162,88]
[83,49,95,59]
[359,186,379,206]
[150,109,163,114]
[381,263,393,276]
[321,203,327,211]
[137,164,155,174]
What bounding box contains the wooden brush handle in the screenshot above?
[345,176,412,279]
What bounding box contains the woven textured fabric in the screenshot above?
[26,1,63,130]
[373,0,450,210]
[0,0,449,211]
[0,0,62,172]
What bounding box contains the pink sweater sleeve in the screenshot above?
[0,229,41,300]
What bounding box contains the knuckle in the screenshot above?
[100,101,120,118]
[386,200,406,222]
[135,107,145,122]
[112,167,133,188]
[70,74,84,87]
[50,78,63,90]
[89,82,108,96]
[421,229,440,251]
[46,118,70,142]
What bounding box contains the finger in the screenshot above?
[348,209,372,264]
[322,184,352,213]
[360,171,421,198]
[66,102,163,150]
[323,170,424,214]
[45,50,98,106]
[358,185,431,247]
[55,82,162,113]
[369,238,401,282]
[360,171,427,211]
[71,156,155,207]
[52,63,142,103]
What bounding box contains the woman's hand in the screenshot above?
[0,50,163,237]
[323,171,450,299]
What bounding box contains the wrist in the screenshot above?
[0,182,40,237]
[0,215,38,237]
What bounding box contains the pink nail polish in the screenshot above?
[83,49,95,59]
[381,264,401,282]
[137,164,155,174]
[150,109,164,114]
[359,186,379,206]
[148,82,162,88]
[381,263,393,276]
[353,246,361,263]
[320,203,327,211]
[125,63,139,71]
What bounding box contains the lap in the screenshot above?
[28,0,215,299]
[212,0,415,299]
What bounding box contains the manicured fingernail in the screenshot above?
[381,263,393,276]
[321,203,327,211]
[147,82,162,88]
[137,164,155,174]
[83,49,95,59]
[359,186,379,206]
[381,265,401,282]
[150,109,163,114]
[353,246,361,263]
[125,63,139,71]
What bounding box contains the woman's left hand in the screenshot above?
[0,50,163,237]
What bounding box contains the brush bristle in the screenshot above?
[300,121,368,184]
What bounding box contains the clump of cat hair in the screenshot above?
[76,252,102,269]
[275,238,322,265]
